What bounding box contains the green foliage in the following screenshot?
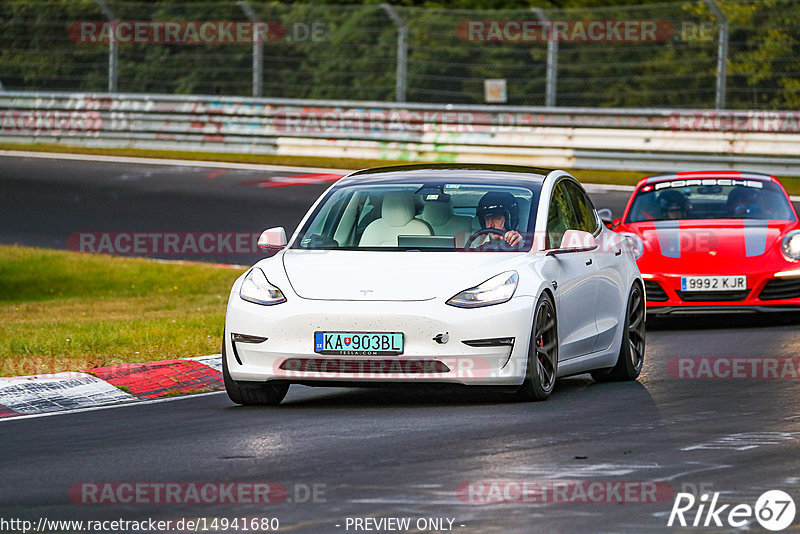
[0,0,798,108]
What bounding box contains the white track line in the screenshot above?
[0,390,227,423]
[0,149,348,174]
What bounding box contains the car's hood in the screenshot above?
[282,249,525,301]
[631,219,796,260]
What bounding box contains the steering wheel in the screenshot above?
[464,228,506,250]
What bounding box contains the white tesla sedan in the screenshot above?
[223,164,645,404]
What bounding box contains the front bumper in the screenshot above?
[642,270,800,313]
[224,293,537,386]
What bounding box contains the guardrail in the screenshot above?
[2,92,800,176]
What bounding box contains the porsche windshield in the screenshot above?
[626,179,796,223]
[292,181,539,251]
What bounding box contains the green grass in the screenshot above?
[3,141,798,195]
[0,245,244,377]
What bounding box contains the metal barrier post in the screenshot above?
[704,0,728,109]
[94,0,118,92]
[381,4,408,103]
[531,8,558,107]
[239,0,263,98]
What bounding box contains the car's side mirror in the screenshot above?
[258,227,287,252]
[597,208,613,228]
[547,230,598,256]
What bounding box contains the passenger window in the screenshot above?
[546,182,575,249]
[565,181,598,234]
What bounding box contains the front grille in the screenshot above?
[644,280,668,302]
[759,278,800,301]
[279,358,450,374]
[676,290,750,302]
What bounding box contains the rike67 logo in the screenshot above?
[668,490,796,531]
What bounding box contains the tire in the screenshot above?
[592,283,645,382]
[222,343,289,406]
[514,292,558,401]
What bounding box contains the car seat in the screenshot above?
[419,199,473,247]
[359,192,433,247]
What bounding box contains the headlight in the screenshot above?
[446,271,518,308]
[782,230,800,261]
[239,268,287,306]
[619,232,645,260]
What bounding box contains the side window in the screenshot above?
[565,181,598,234]
[546,182,575,249]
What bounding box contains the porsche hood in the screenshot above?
[635,220,794,261]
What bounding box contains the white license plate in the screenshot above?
[681,276,746,291]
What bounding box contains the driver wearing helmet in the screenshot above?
[726,186,760,217]
[471,192,523,249]
[658,189,689,220]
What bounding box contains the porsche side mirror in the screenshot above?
[597,208,613,228]
[258,227,287,252]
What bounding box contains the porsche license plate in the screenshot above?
[681,276,746,291]
[314,332,404,355]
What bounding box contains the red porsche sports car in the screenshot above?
[611,171,800,314]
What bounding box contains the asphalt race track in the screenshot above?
[0,154,339,265]
[1,154,799,533]
[2,154,798,265]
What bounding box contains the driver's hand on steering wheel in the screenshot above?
[504,230,522,246]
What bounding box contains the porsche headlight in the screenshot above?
[239,268,286,306]
[619,232,645,260]
[782,230,800,261]
[447,271,518,308]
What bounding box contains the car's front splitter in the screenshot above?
[647,304,800,315]
[642,269,800,312]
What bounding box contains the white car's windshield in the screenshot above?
[292,181,539,251]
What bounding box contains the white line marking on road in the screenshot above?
[511,462,662,478]
[681,431,800,451]
[659,461,732,481]
[0,149,348,174]
[0,372,135,415]
[0,390,227,423]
